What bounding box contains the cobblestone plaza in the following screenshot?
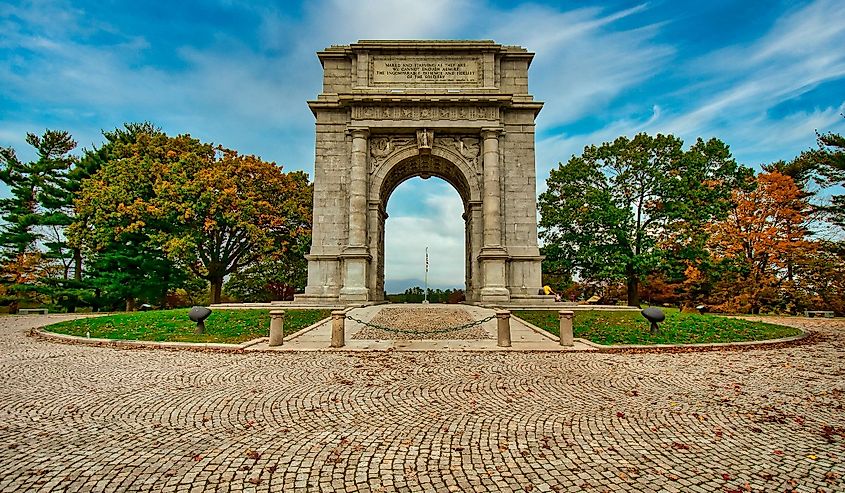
[0,315,843,492]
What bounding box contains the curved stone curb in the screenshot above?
[31,315,334,353]
[510,314,811,353]
[32,328,247,352]
[32,317,811,354]
[590,328,812,353]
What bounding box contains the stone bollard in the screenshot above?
[331,310,346,348]
[497,310,512,347]
[558,310,574,346]
[269,309,285,347]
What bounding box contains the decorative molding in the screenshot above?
[352,105,499,121]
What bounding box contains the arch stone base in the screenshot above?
[297,40,551,305]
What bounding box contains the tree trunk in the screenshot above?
[73,248,83,281]
[210,277,223,304]
[125,298,136,312]
[626,273,640,307]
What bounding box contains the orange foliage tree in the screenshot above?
[707,171,815,313]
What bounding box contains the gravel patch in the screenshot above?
[352,306,493,340]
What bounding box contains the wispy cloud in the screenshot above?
[483,3,672,125]
[642,0,845,164]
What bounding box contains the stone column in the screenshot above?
[468,201,483,302]
[479,128,509,302]
[348,128,369,247]
[269,309,285,347]
[559,310,574,346]
[340,127,371,301]
[481,128,503,247]
[367,201,383,301]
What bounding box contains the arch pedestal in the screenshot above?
[297,40,550,305]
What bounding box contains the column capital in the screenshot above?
[480,127,504,139]
[347,126,370,138]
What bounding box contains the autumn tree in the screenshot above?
[224,250,308,302]
[69,126,207,310]
[707,171,814,313]
[151,148,312,303]
[539,133,747,306]
[656,138,753,307]
[71,127,312,306]
[800,240,845,314]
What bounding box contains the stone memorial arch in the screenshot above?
[298,40,548,304]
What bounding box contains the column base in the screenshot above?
[479,287,510,303]
[339,248,371,302]
[338,287,370,302]
[478,246,509,303]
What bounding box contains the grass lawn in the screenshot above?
[513,309,802,345]
[44,309,331,344]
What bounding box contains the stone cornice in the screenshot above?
[318,40,536,65]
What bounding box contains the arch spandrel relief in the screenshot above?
[369,133,482,175]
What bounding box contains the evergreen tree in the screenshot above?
[0,130,76,311]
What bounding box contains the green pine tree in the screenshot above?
[0,130,77,312]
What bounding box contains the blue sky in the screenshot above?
[2,0,845,290]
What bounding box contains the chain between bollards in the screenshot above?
[345,314,496,336]
[269,309,285,347]
[558,310,574,346]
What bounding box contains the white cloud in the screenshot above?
[384,179,465,288]
[534,0,845,184]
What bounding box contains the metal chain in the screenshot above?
[345,314,497,336]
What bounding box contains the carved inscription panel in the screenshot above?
[371,56,481,85]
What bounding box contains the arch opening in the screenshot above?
[384,177,465,300]
[369,153,481,302]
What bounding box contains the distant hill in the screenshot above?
[384,278,463,294]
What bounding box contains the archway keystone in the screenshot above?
[298,40,549,304]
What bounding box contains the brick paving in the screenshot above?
[0,314,843,492]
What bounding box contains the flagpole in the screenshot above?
[423,246,429,304]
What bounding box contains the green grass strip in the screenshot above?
[513,309,802,345]
[45,309,331,344]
